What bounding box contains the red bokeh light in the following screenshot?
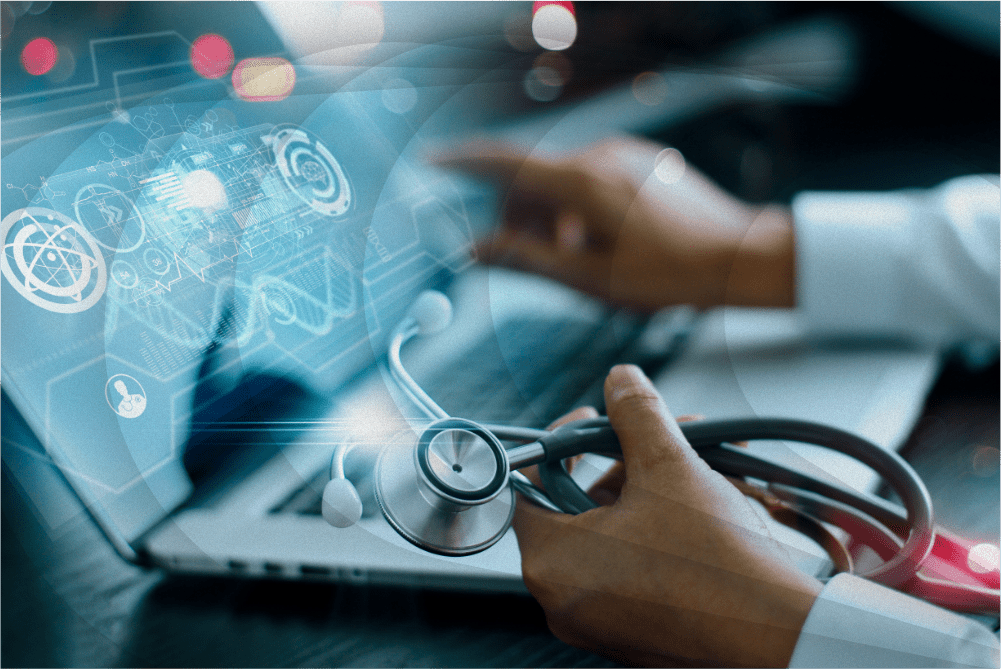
[533,1,575,16]
[21,37,58,76]
[190,34,234,79]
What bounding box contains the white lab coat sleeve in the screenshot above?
[792,175,1000,346]
[789,573,1000,668]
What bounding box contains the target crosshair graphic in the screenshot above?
[272,127,352,217]
[1,207,107,313]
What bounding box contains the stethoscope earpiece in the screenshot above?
[321,478,363,528]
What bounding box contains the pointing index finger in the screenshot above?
[432,141,582,201]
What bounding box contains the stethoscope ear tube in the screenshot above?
[536,417,934,588]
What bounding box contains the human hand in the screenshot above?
[513,365,822,667]
[436,137,795,312]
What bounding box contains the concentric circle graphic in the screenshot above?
[133,277,165,307]
[143,246,171,275]
[110,259,139,289]
[273,127,352,217]
[261,283,297,325]
[1,207,107,313]
[73,184,146,253]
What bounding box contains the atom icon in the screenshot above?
[1,207,108,314]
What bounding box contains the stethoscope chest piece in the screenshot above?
[374,418,515,556]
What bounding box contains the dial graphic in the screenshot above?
[73,183,146,253]
[272,127,352,217]
[1,207,107,313]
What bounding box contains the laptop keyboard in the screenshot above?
[274,311,683,516]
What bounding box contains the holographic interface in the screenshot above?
[2,17,481,536]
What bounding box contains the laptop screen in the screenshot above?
[1,4,494,546]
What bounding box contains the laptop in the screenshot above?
[2,5,941,593]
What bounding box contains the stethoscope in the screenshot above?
[321,291,999,616]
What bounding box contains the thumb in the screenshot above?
[603,364,703,484]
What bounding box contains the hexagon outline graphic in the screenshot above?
[45,352,184,494]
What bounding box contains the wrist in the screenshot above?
[721,205,796,308]
[732,573,822,667]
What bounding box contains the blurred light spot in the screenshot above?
[533,1,575,16]
[261,1,383,69]
[21,37,58,75]
[337,0,385,48]
[523,66,561,102]
[532,3,576,51]
[504,11,535,52]
[534,51,572,84]
[1,3,15,40]
[632,71,667,106]
[111,108,131,124]
[46,44,75,83]
[27,1,52,14]
[654,148,686,184]
[967,543,1000,574]
[232,57,295,101]
[190,34,234,79]
[972,445,1000,477]
[182,170,227,210]
[382,78,417,114]
[523,52,571,102]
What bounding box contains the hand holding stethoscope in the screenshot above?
[321,291,999,615]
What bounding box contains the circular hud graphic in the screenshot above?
[273,127,352,217]
[73,183,146,253]
[105,373,148,419]
[1,207,107,313]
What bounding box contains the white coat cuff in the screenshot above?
[789,573,1000,668]
[792,190,915,339]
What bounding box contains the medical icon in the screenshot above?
[73,184,146,253]
[271,126,352,217]
[1,207,108,314]
[105,374,147,419]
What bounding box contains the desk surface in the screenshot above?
[3,359,998,668]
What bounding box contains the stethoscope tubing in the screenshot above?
[383,297,996,614]
[488,416,934,589]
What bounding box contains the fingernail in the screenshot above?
[607,364,652,403]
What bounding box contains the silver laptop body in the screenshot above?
[1,13,940,593]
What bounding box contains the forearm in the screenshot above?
[720,204,796,309]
